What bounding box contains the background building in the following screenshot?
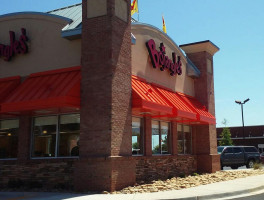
[217,125,264,152]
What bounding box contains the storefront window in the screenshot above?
[32,116,57,157]
[132,117,143,155]
[152,120,170,155]
[177,124,184,154]
[177,124,192,154]
[59,114,80,157]
[184,125,192,154]
[0,119,19,159]
[32,114,80,158]
[161,122,169,154]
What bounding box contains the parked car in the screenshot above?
[218,146,260,170]
[217,146,228,154]
[260,152,264,164]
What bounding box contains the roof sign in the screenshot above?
[0,28,28,61]
[146,39,182,76]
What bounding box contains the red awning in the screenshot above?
[1,66,81,114]
[178,93,216,124]
[0,76,21,103]
[0,76,21,115]
[151,84,197,121]
[132,76,173,116]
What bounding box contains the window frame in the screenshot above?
[30,113,80,159]
[177,124,192,155]
[151,120,171,155]
[132,116,144,156]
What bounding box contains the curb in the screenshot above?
[164,183,264,200]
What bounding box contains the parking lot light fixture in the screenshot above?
[235,98,250,143]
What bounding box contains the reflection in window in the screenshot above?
[0,119,19,159]
[32,114,80,158]
[32,116,57,157]
[177,124,183,154]
[177,124,192,154]
[59,114,80,157]
[132,117,144,155]
[152,120,170,155]
[132,117,143,155]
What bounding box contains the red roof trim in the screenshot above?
[1,67,81,113]
[150,82,174,92]
[2,96,80,112]
[132,75,146,82]
[132,76,215,124]
[151,84,197,120]
[0,76,21,102]
[0,76,21,83]
[132,77,173,115]
[178,93,216,124]
[30,66,81,78]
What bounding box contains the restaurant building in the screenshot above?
[0,0,220,191]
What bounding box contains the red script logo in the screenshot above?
[146,39,182,76]
[0,28,28,61]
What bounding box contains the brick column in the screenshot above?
[17,115,31,163]
[144,117,152,156]
[180,41,220,173]
[75,0,135,192]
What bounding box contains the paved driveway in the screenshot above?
[223,165,247,170]
[0,192,86,200]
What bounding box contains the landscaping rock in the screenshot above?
[114,169,264,194]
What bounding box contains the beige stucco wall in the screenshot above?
[0,13,81,78]
[0,13,194,96]
[131,24,194,96]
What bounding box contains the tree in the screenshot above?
[219,118,233,146]
[152,136,168,154]
[132,142,139,149]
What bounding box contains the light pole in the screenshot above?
[235,98,250,144]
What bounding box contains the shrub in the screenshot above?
[167,174,174,179]
[178,173,186,178]
[253,162,263,170]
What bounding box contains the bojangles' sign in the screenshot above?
[0,28,28,61]
[146,39,182,76]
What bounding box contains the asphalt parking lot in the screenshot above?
[223,165,247,170]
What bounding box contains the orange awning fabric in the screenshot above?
[132,76,173,116]
[132,75,215,124]
[178,93,216,124]
[0,76,21,102]
[151,84,197,121]
[1,66,81,113]
[0,76,21,113]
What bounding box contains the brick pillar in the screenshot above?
[171,122,178,155]
[180,41,220,173]
[17,115,31,163]
[75,0,135,192]
[144,117,152,156]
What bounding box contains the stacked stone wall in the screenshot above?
[0,159,76,190]
[134,155,197,182]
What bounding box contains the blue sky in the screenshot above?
[0,0,263,127]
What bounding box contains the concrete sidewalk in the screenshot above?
[1,173,264,200]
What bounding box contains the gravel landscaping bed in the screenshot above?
[109,169,264,194]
